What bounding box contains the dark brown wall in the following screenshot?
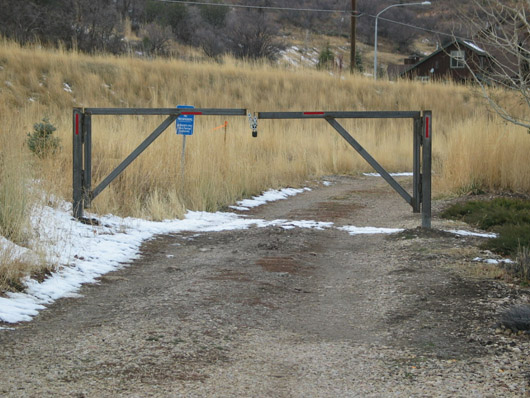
[404,43,482,82]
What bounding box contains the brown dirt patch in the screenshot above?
[288,201,364,221]
[257,256,301,274]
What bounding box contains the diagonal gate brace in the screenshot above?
[90,114,177,202]
[257,110,431,228]
[325,117,413,206]
[73,107,247,219]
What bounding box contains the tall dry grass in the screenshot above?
[0,107,34,244]
[1,39,529,224]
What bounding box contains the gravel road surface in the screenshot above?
[1,175,529,397]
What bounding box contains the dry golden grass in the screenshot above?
[0,39,529,224]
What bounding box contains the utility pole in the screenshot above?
[350,0,357,74]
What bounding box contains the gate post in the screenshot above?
[83,113,92,208]
[421,111,432,228]
[412,116,422,213]
[72,108,84,219]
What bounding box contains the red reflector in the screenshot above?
[181,111,202,115]
[75,113,79,135]
[425,116,430,139]
[304,112,325,115]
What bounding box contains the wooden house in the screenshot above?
[400,39,490,82]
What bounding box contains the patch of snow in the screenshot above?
[464,41,486,53]
[5,81,13,88]
[0,237,30,259]
[472,257,514,264]
[284,57,299,67]
[446,230,497,238]
[230,187,311,211]
[0,237,41,266]
[322,181,332,186]
[339,226,404,235]
[279,220,333,231]
[363,172,413,177]
[230,205,252,211]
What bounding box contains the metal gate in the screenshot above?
[72,108,431,227]
[256,111,432,228]
[72,107,247,220]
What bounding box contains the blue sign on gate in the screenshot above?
[176,105,195,136]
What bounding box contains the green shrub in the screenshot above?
[355,51,364,73]
[441,198,530,230]
[442,198,530,257]
[317,44,334,70]
[26,118,61,158]
[484,224,530,256]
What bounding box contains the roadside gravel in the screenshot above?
[0,175,528,397]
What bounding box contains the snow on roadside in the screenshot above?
[339,226,404,235]
[363,172,413,177]
[0,185,497,325]
[445,229,497,238]
[229,187,311,211]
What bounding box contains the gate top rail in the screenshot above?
[258,111,421,119]
[83,108,247,116]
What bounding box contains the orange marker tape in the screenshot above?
[211,121,228,131]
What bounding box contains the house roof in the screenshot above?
[401,38,488,76]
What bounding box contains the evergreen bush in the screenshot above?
[26,118,60,158]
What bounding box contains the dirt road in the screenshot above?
[1,175,529,397]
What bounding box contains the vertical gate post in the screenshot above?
[73,108,84,219]
[83,113,92,208]
[412,116,422,213]
[421,111,432,228]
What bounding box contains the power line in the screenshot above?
[374,15,469,41]
[154,0,471,42]
[154,0,359,14]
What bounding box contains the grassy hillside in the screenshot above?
[1,39,529,221]
[1,39,530,290]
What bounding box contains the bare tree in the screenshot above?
[463,0,529,129]
[0,0,74,45]
[225,10,283,60]
[141,23,173,56]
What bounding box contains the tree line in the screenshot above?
[0,0,446,59]
[0,0,289,59]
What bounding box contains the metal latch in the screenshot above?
[248,113,258,138]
